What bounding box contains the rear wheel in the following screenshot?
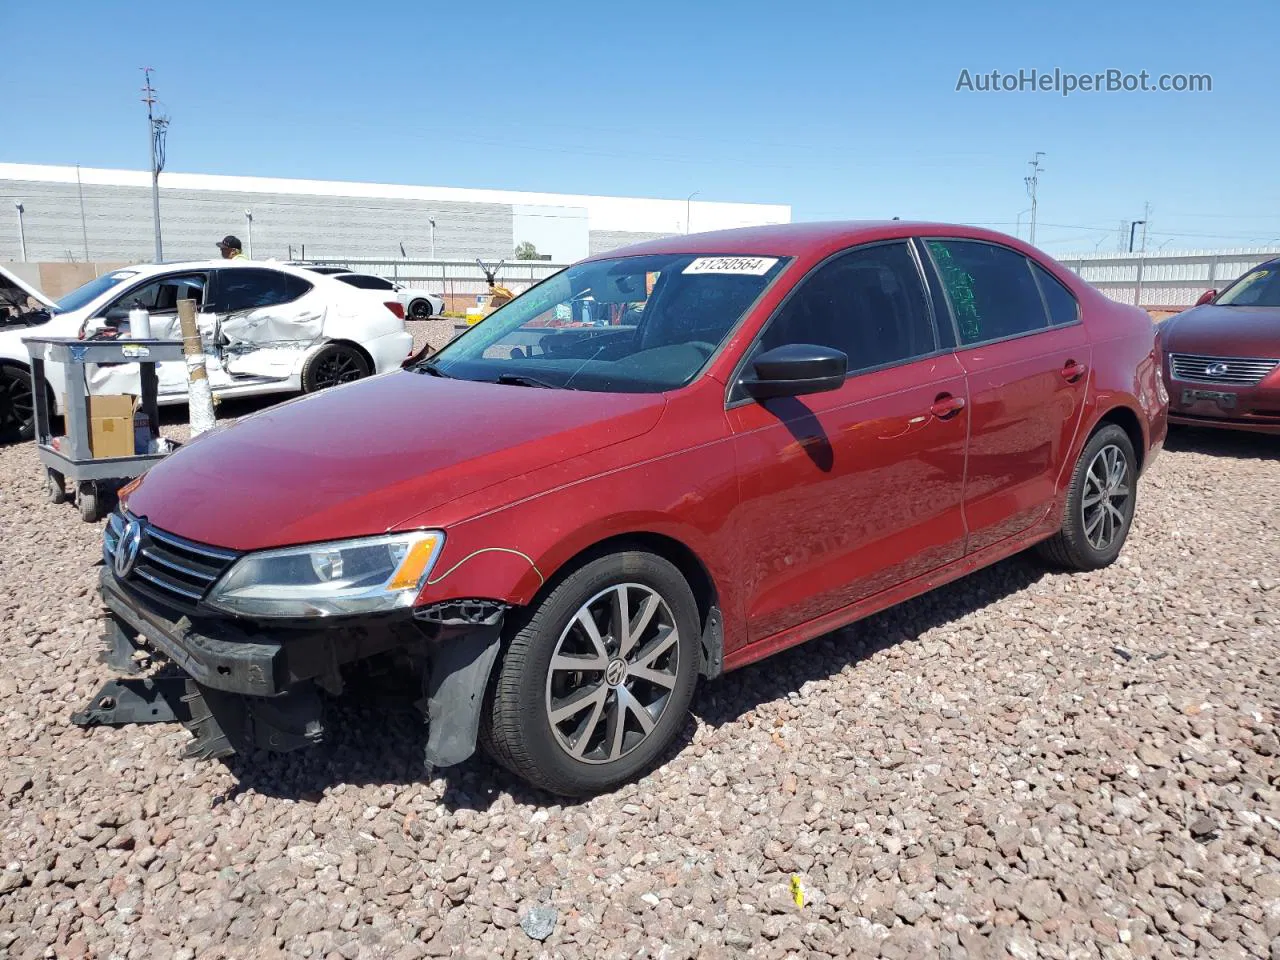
[1036,423,1137,570]
[301,343,371,393]
[480,551,700,796]
[0,364,36,442]
[409,298,434,319]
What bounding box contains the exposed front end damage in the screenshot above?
[75,568,513,770]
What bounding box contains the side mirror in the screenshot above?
[740,343,847,400]
[1195,289,1217,306]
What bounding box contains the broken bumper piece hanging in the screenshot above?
[72,566,508,767]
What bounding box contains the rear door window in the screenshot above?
[925,239,1049,345]
[215,269,312,312]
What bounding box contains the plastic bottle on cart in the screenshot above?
[128,307,152,339]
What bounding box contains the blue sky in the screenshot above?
[4,0,1278,254]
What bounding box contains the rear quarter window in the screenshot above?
[1030,261,1080,326]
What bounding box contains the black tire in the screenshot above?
[78,482,101,523]
[301,343,372,393]
[1036,423,1137,571]
[479,550,700,796]
[46,470,68,505]
[409,298,434,319]
[0,364,36,442]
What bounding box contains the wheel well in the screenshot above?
[1094,406,1146,472]
[534,532,724,678]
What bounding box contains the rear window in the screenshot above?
[338,274,395,291]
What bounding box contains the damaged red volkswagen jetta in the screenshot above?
[93,222,1167,795]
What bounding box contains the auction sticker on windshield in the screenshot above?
[683,256,778,276]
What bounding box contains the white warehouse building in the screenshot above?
[0,163,791,266]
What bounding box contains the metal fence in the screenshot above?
[313,249,1280,314]
[303,258,570,306]
[1058,248,1280,309]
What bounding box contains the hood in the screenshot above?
[0,264,56,310]
[1162,305,1280,358]
[124,371,666,550]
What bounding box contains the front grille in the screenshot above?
[104,511,239,610]
[1170,353,1279,386]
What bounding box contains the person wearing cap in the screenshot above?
[217,235,248,260]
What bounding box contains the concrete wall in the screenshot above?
[588,230,676,255]
[1,164,792,268]
[0,179,513,264]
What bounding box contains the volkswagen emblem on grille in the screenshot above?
[113,519,143,579]
[1205,362,1230,377]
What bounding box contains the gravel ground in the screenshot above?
[1,408,1278,958]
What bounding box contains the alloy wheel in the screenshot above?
[0,369,33,433]
[544,583,680,764]
[313,350,365,388]
[1081,443,1131,550]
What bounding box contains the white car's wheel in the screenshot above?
[409,298,434,320]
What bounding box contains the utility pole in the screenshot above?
[1023,153,1045,245]
[141,68,169,263]
[1140,201,1150,254]
[686,191,700,235]
[429,218,436,259]
[76,165,90,261]
[14,202,26,262]
[244,210,254,259]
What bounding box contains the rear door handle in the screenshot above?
[1062,360,1089,383]
[930,394,966,419]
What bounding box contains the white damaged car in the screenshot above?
[0,261,413,440]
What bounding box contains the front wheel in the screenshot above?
[1036,423,1138,570]
[0,364,36,442]
[301,343,372,393]
[409,299,434,319]
[480,551,700,796]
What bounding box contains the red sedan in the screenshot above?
[1161,257,1280,434]
[98,222,1166,795]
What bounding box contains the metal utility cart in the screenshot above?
[23,336,185,522]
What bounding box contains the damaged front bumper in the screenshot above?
[75,568,508,768]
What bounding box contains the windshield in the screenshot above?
[54,271,139,314]
[424,253,788,393]
[1216,264,1280,307]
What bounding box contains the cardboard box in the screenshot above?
[87,394,136,459]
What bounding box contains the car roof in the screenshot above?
[120,259,334,280]
[585,220,1040,262]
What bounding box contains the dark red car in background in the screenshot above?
[96,222,1167,795]
[1160,257,1280,434]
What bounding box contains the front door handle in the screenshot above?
[1061,360,1089,383]
[930,394,966,419]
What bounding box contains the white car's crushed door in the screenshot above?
[218,296,326,381]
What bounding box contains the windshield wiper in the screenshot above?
[416,360,452,378]
[495,372,573,390]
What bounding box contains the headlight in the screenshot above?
[205,530,445,618]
